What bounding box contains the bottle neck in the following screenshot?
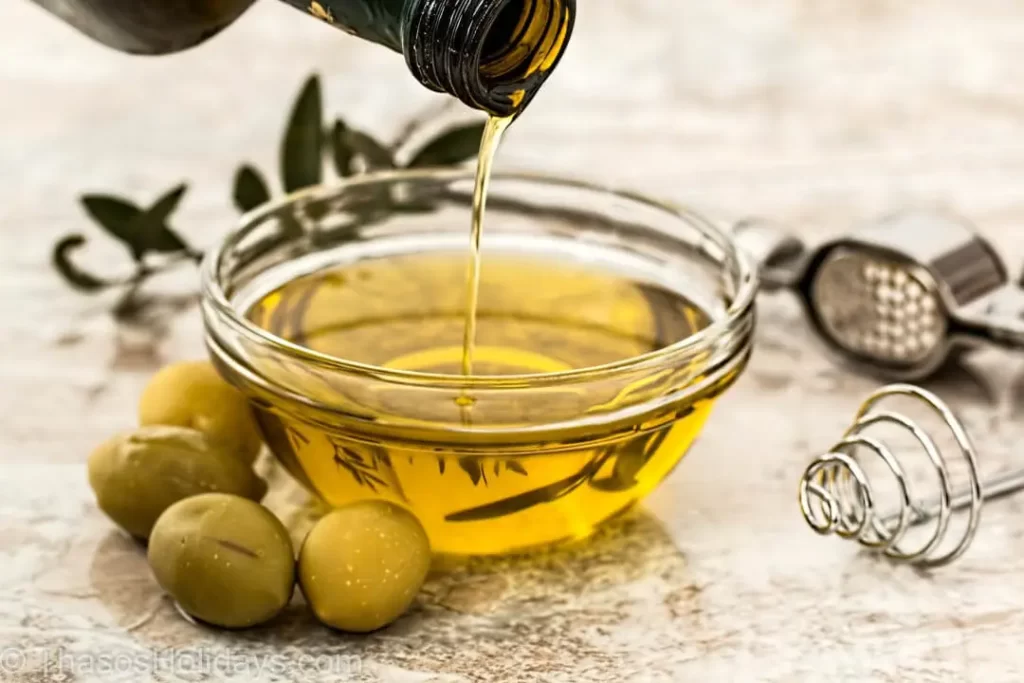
[280,0,408,51]
[33,0,574,113]
[402,0,575,117]
[32,0,254,54]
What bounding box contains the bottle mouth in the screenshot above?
[479,0,573,109]
[405,0,575,117]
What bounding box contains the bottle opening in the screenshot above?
[482,2,527,65]
[479,0,572,106]
[405,0,576,117]
[480,0,565,79]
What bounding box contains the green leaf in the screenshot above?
[147,183,187,224]
[458,457,485,487]
[446,452,614,522]
[281,74,324,192]
[347,129,394,170]
[81,186,194,261]
[51,235,111,293]
[590,428,674,492]
[505,460,528,476]
[80,195,145,260]
[136,183,192,255]
[408,122,486,168]
[234,165,272,213]
[330,120,355,177]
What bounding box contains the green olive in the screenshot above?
[139,360,262,465]
[298,501,431,633]
[88,426,268,539]
[148,493,295,629]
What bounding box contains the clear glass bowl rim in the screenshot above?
[200,168,759,391]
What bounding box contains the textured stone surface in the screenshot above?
[5,1,1024,681]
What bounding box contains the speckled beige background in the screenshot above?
[4,1,1024,681]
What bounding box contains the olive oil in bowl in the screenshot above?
[203,172,757,555]
[246,250,721,553]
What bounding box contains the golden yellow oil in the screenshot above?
[245,250,731,555]
[462,115,512,376]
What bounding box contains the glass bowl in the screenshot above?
[201,169,757,555]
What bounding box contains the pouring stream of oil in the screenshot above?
[460,115,513,378]
[230,4,737,555]
[241,112,726,555]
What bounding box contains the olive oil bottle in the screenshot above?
[31,0,575,116]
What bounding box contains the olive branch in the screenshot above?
[52,74,486,321]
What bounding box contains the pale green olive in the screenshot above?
[298,501,431,633]
[139,360,262,465]
[87,426,267,539]
[148,493,295,629]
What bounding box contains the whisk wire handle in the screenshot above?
[798,384,983,569]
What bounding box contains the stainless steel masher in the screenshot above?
[735,211,1024,380]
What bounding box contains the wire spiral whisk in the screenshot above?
[799,384,1024,568]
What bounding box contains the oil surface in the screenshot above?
[246,251,728,554]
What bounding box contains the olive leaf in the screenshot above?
[408,122,486,168]
[446,451,615,522]
[52,71,488,323]
[505,460,528,476]
[330,119,355,177]
[81,186,194,262]
[146,184,186,227]
[458,457,486,487]
[51,235,110,292]
[136,183,194,257]
[281,75,324,192]
[80,195,146,260]
[332,446,388,492]
[346,128,395,171]
[233,165,272,213]
[590,429,673,492]
[446,426,684,522]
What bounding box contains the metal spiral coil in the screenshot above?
[798,384,984,569]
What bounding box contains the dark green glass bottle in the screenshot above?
[32,0,575,116]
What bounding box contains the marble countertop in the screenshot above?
[5,1,1024,681]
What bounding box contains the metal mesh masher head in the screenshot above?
[736,210,1023,380]
[810,248,948,370]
